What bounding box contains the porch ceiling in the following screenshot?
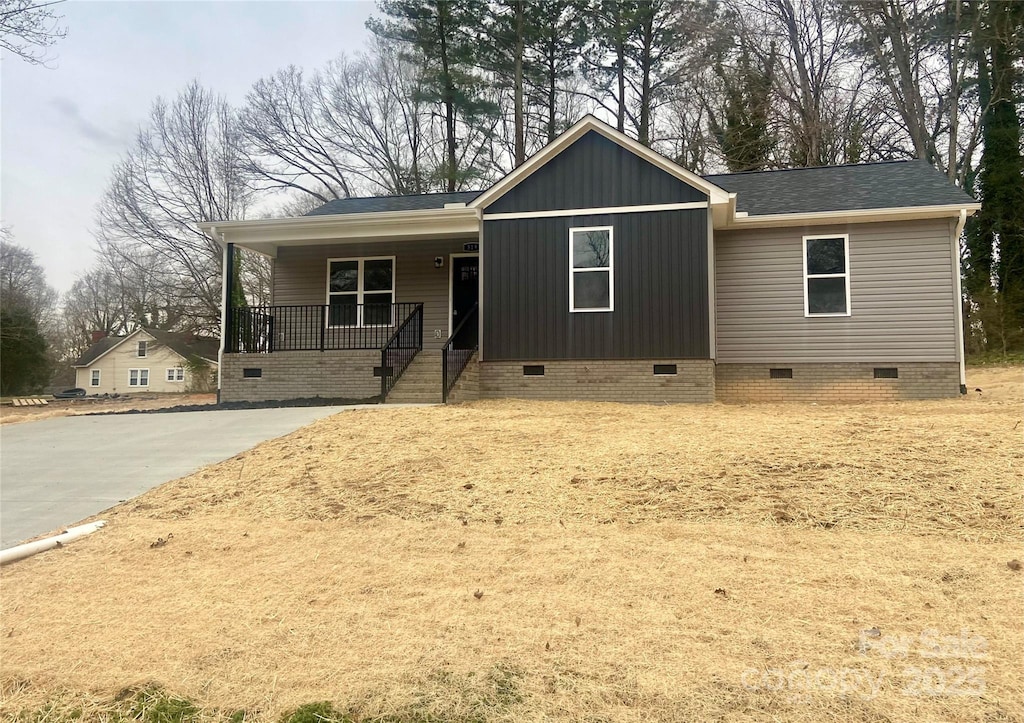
[199,208,481,257]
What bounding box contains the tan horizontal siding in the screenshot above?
[274,238,476,350]
[715,219,958,363]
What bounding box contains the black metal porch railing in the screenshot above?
[442,303,478,403]
[380,304,423,398]
[227,303,423,353]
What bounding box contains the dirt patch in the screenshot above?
[0,394,218,425]
[0,366,1021,722]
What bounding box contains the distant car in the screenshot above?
[53,388,87,399]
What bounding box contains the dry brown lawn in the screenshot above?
[1,366,1021,722]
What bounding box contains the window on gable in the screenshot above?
[804,235,850,316]
[570,226,613,312]
[90,370,101,386]
[327,257,395,327]
[129,369,149,387]
[137,340,148,357]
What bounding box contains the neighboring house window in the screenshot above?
[90,370,101,387]
[803,235,850,316]
[569,226,614,312]
[137,340,148,357]
[166,367,184,382]
[129,369,149,387]
[327,257,395,326]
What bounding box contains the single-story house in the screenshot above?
[71,328,219,395]
[200,115,979,405]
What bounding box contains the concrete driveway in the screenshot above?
[0,405,350,548]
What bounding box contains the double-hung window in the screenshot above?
[129,369,149,387]
[166,367,184,382]
[90,370,101,387]
[327,257,395,326]
[137,340,148,357]
[569,226,613,312]
[804,235,850,316]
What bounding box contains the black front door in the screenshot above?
[451,256,479,349]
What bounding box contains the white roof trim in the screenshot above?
[720,203,982,230]
[199,207,480,257]
[469,115,732,210]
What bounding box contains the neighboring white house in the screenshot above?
[71,328,219,394]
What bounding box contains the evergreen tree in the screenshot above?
[709,47,778,172]
[965,0,1024,352]
[369,0,496,191]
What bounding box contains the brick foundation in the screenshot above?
[447,354,480,403]
[478,359,715,403]
[714,362,961,403]
[221,351,381,403]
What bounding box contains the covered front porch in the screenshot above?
[203,206,482,404]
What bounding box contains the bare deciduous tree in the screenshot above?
[97,81,253,333]
[0,0,66,65]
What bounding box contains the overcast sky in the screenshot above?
[1,0,375,294]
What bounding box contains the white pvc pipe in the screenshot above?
[0,521,106,566]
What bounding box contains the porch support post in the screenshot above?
[224,242,235,353]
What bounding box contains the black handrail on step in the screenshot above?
[442,303,478,403]
[380,303,424,400]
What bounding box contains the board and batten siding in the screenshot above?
[714,218,959,363]
[483,209,709,361]
[484,130,707,214]
[273,238,476,350]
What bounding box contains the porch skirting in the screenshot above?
[478,359,715,403]
[714,362,961,403]
[221,351,381,403]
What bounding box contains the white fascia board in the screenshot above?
[469,115,732,210]
[718,203,982,230]
[198,207,481,256]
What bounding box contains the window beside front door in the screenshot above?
[569,226,614,312]
[129,369,149,387]
[803,235,850,316]
[327,257,395,327]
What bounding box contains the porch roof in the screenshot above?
[198,205,481,257]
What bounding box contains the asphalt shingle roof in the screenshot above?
[71,329,219,367]
[704,159,976,216]
[305,191,482,216]
[302,160,975,219]
[70,336,122,367]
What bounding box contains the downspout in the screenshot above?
[1,521,106,566]
[952,209,968,394]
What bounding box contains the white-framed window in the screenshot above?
[129,369,149,387]
[137,340,148,357]
[569,226,614,312]
[803,234,851,316]
[326,257,395,327]
[166,367,184,382]
[90,370,101,387]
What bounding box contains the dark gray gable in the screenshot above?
[483,130,707,214]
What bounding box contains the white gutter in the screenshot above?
[0,521,106,566]
[953,209,969,393]
[720,203,982,230]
